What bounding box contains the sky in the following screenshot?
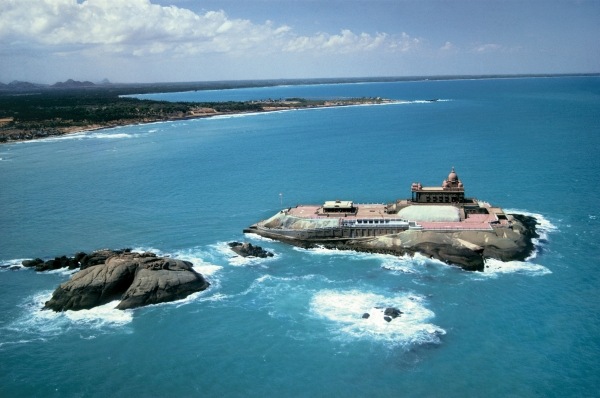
[1,0,599,84]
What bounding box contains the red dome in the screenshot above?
[448,167,458,182]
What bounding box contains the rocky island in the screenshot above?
[244,168,538,271]
[23,249,210,311]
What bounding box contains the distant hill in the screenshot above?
[6,80,45,90]
[52,79,96,88]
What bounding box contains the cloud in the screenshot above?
[440,41,455,51]
[283,30,419,54]
[469,43,524,55]
[0,0,417,57]
[472,43,502,53]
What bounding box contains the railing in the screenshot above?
[420,225,494,231]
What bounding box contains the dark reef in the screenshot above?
[228,242,273,258]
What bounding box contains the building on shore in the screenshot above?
[245,167,514,243]
[410,167,465,204]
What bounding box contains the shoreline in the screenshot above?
[0,98,401,144]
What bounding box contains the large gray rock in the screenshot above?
[347,214,538,271]
[43,251,209,311]
[268,214,538,272]
[117,257,209,310]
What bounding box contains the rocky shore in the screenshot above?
[246,214,538,272]
[23,249,210,311]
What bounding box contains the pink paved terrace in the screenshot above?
[281,167,509,232]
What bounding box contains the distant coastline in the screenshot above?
[1,73,598,144]
[0,94,398,143]
[1,73,598,94]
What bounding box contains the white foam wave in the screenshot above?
[129,246,224,277]
[130,246,163,255]
[194,292,230,302]
[380,253,446,274]
[234,273,327,302]
[506,209,558,237]
[89,132,138,140]
[411,100,436,104]
[209,112,267,120]
[295,245,453,275]
[293,245,395,261]
[192,263,223,276]
[310,290,445,348]
[0,338,48,348]
[13,130,144,144]
[43,267,79,276]
[166,248,224,277]
[6,292,133,339]
[146,288,216,309]
[506,209,558,260]
[198,100,450,122]
[482,258,551,277]
[208,241,278,267]
[62,301,133,325]
[0,258,27,271]
[243,233,277,243]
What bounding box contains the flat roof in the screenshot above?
[417,187,464,192]
[323,200,354,209]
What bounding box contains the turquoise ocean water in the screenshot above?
[1,77,599,397]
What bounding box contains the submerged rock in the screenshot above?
[384,307,403,319]
[41,250,209,311]
[22,256,78,271]
[362,308,403,322]
[21,249,133,272]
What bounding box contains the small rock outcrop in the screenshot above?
[33,250,209,311]
[384,307,403,319]
[22,249,131,272]
[362,307,403,322]
[228,242,273,258]
[22,256,79,271]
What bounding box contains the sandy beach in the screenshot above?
[0,98,397,143]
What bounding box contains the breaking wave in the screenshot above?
[0,258,27,272]
[506,209,557,244]
[482,258,552,277]
[310,289,445,348]
[506,209,558,265]
[2,291,134,345]
[209,241,279,267]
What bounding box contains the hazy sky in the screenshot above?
[1,0,599,84]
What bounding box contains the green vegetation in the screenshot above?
[0,85,389,142]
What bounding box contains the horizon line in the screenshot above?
[2,72,600,88]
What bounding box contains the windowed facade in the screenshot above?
[411,167,465,204]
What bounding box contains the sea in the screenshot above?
[1,76,599,397]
